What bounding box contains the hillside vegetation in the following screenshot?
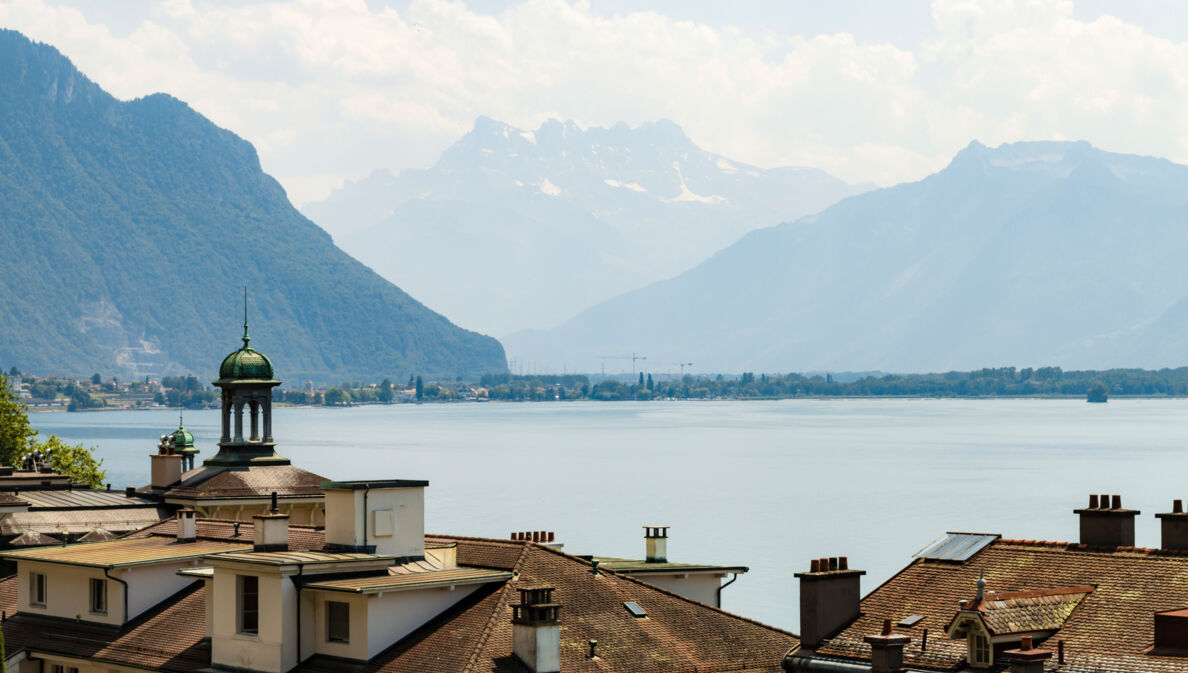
[0,30,505,383]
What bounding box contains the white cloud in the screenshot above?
[1,0,1187,203]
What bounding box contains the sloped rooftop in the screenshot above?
[146,463,326,500]
[0,532,796,673]
[812,537,1188,672]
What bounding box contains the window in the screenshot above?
[90,578,107,614]
[50,666,63,673]
[239,575,258,635]
[326,601,350,643]
[972,633,990,665]
[30,572,46,606]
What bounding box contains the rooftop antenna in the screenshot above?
[241,286,251,348]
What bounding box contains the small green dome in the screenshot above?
[219,346,274,381]
[171,426,194,449]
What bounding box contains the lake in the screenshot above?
[29,398,1181,632]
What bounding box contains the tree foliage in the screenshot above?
[0,374,106,487]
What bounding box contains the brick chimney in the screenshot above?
[512,586,561,673]
[794,556,865,649]
[1073,494,1138,547]
[150,435,183,489]
[252,492,289,552]
[1001,636,1052,673]
[644,526,668,563]
[176,508,197,543]
[1156,500,1188,550]
[864,619,910,673]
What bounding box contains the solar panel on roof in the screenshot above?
[913,532,999,562]
[898,615,924,627]
[624,602,647,618]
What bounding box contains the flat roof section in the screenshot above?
[0,537,250,568]
[593,557,748,574]
[210,550,395,566]
[303,567,512,594]
[320,479,429,490]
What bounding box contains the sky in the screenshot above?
[3,0,1188,204]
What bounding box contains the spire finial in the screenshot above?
[179,407,184,430]
[976,569,986,600]
[242,287,251,348]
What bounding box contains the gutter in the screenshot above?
[784,652,934,673]
[362,484,369,552]
[103,567,129,626]
[294,563,304,666]
[716,571,740,607]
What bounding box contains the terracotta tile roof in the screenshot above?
[0,533,795,673]
[0,578,210,672]
[813,537,1188,672]
[131,517,326,551]
[948,586,1093,636]
[158,464,327,500]
[301,536,796,673]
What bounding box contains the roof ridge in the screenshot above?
[461,540,531,673]
[529,539,799,639]
[999,538,1188,556]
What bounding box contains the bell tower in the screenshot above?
[206,293,289,467]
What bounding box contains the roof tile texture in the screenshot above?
[818,539,1188,672]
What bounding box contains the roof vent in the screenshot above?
[1152,609,1188,655]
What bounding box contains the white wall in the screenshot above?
[309,592,369,661]
[630,573,724,607]
[363,585,479,659]
[16,561,123,625]
[323,487,425,559]
[124,562,204,620]
[210,569,298,673]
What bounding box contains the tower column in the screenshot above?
[221,393,231,443]
[234,399,244,443]
[249,399,260,442]
[263,399,273,442]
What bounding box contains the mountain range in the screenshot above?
[505,140,1188,373]
[302,116,868,335]
[0,30,505,383]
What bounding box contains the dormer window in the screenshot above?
[238,575,259,635]
[89,578,107,614]
[972,633,990,665]
[30,572,46,607]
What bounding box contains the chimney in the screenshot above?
[252,492,289,552]
[1001,636,1052,673]
[644,526,668,563]
[863,619,910,673]
[511,586,561,673]
[176,508,197,543]
[1073,493,1138,547]
[795,556,865,649]
[1156,500,1188,550]
[321,479,428,560]
[150,452,183,489]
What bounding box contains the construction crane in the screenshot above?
[598,353,648,376]
[672,362,693,376]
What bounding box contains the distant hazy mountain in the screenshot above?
[505,140,1188,373]
[302,117,868,335]
[0,31,505,382]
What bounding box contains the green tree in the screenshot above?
[0,373,106,486]
[1087,380,1109,403]
[415,375,424,401]
[379,378,394,404]
[323,387,350,406]
[91,373,101,385]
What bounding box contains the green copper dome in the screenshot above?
[171,426,195,448]
[219,346,274,381]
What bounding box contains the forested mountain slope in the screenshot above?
[0,30,505,382]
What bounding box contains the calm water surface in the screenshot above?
[30,399,1179,631]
